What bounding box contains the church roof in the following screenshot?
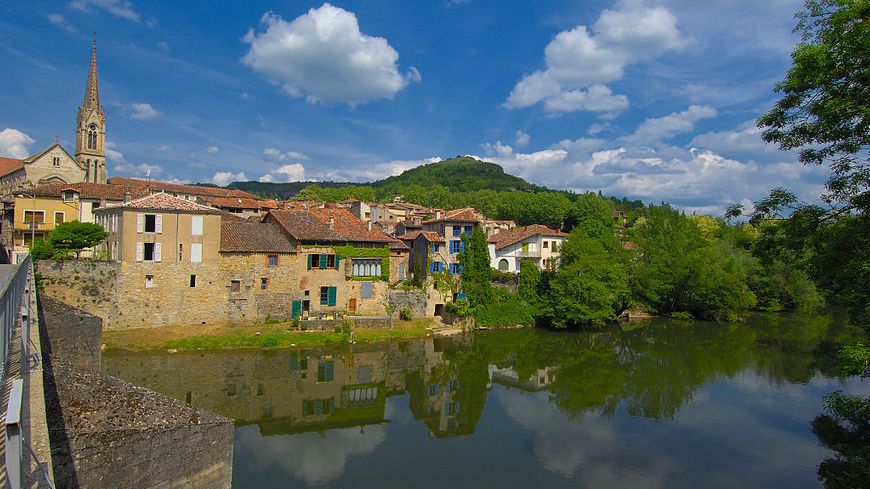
[22,143,76,164]
[83,35,101,109]
[23,182,149,200]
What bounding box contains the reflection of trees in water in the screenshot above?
[811,391,870,489]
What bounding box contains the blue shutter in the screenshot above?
[460,241,466,252]
[328,286,337,306]
[430,261,436,273]
[361,282,372,299]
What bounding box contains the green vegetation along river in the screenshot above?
[102,311,868,488]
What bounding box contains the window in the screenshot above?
[54,212,64,224]
[87,124,98,150]
[428,384,440,396]
[185,391,192,404]
[308,253,337,270]
[498,259,509,271]
[142,242,159,261]
[190,243,202,263]
[452,226,462,237]
[430,261,442,273]
[52,156,60,167]
[145,275,154,288]
[450,240,463,253]
[189,275,196,287]
[230,280,241,293]
[178,244,183,262]
[260,277,269,290]
[352,259,382,277]
[543,240,549,249]
[430,243,440,252]
[464,226,473,235]
[62,190,77,202]
[257,383,264,396]
[361,282,373,299]
[320,286,337,306]
[144,214,156,232]
[191,215,203,236]
[317,361,335,382]
[326,254,336,269]
[267,254,278,268]
[398,264,406,281]
[310,254,321,269]
[449,263,461,275]
[302,398,334,416]
[23,211,45,224]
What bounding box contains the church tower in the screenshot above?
[75,35,107,184]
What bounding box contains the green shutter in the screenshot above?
[328,286,337,306]
[307,254,312,270]
[334,253,340,270]
[291,300,302,320]
[326,361,334,381]
[320,254,328,269]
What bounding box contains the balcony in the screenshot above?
[15,221,55,232]
[515,250,541,258]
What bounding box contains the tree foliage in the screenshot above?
[458,225,492,306]
[48,221,108,258]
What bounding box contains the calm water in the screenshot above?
[103,312,868,489]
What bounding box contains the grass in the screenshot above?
[103,318,435,352]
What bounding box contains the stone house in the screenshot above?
[419,207,480,274]
[489,224,568,273]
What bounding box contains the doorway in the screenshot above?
[348,298,357,314]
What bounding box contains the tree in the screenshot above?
[458,225,492,306]
[545,228,629,328]
[49,221,108,259]
[564,192,615,231]
[757,0,870,213]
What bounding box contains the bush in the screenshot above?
[445,298,473,317]
[475,294,537,327]
[399,307,413,321]
[29,239,54,260]
[260,337,279,349]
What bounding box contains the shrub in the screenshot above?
[260,337,279,349]
[475,294,537,327]
[399,307,413,321]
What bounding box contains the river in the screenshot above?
[103,311,868,488]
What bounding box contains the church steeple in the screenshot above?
[83,34,100,108]
[75,34,107,184]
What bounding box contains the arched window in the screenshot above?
[498,259,509,271]
[87,124,98,150]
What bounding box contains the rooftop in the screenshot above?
[98,192,221,214]
[268,208,394,243]
[107,177,260,200]
[494,224,568,250]
[221,221,294,253]
[18,182,150,200]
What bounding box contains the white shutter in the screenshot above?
[154,243,162,262]
[136,242,143,262]
[190,243,202,263]
[136,214,144,233]
[191,215,203,236]
[155,214,163,234]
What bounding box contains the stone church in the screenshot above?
[0,37,107,195]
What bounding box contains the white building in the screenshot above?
[489,224,568,272]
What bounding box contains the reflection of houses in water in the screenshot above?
[102,336,483,438]
[487,365,557,391]
[102,342,430,435]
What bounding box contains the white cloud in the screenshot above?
[113,162,164,178]
[314,157,441,182]
[504,2,685,114]
[47,14,78,33]
[242,4,420,105]
[69,0,141,22]
[104,141,126,164]
[624,105,717,144]
[514,131,530,148]
[211,171,247,186]
[689,120,785,157]
[0,128,35,158]
[263,147,309,163]
[260,163,306,183]
[207,145,219,154]
[127,102,160,120]
[481,140,513,158]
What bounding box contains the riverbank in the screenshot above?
[102,319,436,351]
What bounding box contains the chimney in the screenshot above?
[123,192,131,204]
[367,221,372,231]
[327,217,334,230]
[435,210,442,220]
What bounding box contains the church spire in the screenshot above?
[83,34,100,108]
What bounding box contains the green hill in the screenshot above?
[228,156,545,199]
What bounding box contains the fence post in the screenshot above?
[5,378,23,489]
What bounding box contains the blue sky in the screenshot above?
[0,0,826,214]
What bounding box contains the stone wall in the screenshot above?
[298,316,392,331]
[44,361,234,489]
[38,293,102,370]
[389,289,428,318]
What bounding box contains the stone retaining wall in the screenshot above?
[38,294,102,370]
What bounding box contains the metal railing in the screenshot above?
[1,254,30,385]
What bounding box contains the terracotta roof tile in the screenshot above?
[428,207,481,224]
[268,208,393,243]
[0,157,23,178]
[99,192,221,214]
[22,182,150,200]
[494,224,568,250]
[106,177,260,200]
[396,231,422,241]
[221,221,294,253]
